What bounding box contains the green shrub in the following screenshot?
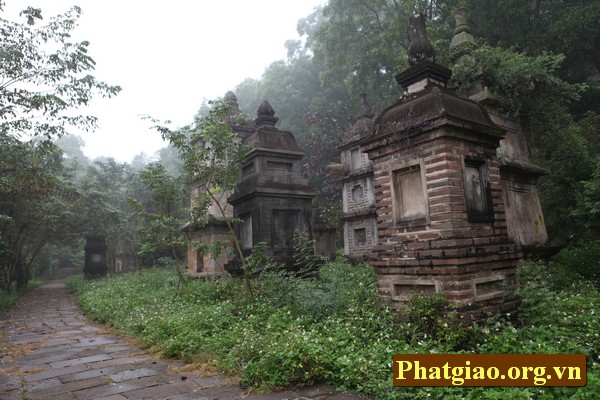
[550,240,600,281]
[0,290,20,310]
[0,279,44,310]
[67,258,600,399]
[255,259,378,319]
[399,292,471,351]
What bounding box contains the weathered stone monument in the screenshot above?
[340,94,378,259]
[83,235,107,278]
[449,8,548,248]
[228,100,317,270]
[184,94,320,276]
[360,13,523,320]
[185,92,254,277]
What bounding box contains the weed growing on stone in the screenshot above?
[66,259,600,399]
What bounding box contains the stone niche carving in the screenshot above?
[340,94,378,259]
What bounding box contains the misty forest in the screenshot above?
[2,1,600,399]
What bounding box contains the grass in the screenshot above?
[66,259,600,399]
[0,279,44,310]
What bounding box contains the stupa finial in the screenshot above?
[408,13,436,66]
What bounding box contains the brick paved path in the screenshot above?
[0,280,368,400]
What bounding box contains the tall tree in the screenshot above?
[77,159,144,272]
[236,0,599,244]
[134,163,187,265]
[54,134,91,180]
[0,6,120,139]
[0,138,81,291]
[1,6,120,288]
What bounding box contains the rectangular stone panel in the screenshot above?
[272,209,303,250]
[353,228,367,246]
[350,147,362,170]
[464,158,494,221]
[242,162,255,175]
[266,161,292,171]
[392,164,429,225]
[473,275,508,301]
[240,212,253,250]
[392,279,440,301]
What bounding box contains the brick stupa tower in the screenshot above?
[361,13,522,321]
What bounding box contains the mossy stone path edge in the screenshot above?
[0,279,368,400]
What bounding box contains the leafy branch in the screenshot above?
[149,100,252,296]
[0,6,121,138]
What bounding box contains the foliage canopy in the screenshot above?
[0,6,121,139]
[0,6,120,290]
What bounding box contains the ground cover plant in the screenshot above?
[66,258,600,399]
[0,279,43,310]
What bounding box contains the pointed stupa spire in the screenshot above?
[257,100,275,117]
[450,8,477,65]
[356,93,374,120]
[396,12,451,93]
[408,13,436,66]
[342,93,375,146]
[255,100,278,127]
[224,91,241,115]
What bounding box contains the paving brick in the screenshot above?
[109,367,158,383]
[18,347,83,366]
[28,376,108,399]
[186,374,230,388]
[90,355,147,369]
[35,393,76,400]
[166,394,211,400]
[103,345,135,354]
[1,281,369,400]
[126,380,208,399]
[24,377,62,392]
[195,384,246,399]
[74,336,119,347]
[22,342,74,354]
[0,374,21,399]
[106,348,146,358]
[49,353,113,369]
[72,379,160,400]
[59,364,134,383]
[24,364,89,382]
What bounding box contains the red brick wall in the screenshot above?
[364,124,522,322]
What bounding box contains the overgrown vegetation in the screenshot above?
[231,0,600,244]
[3,1,600,293]
[0,6,120,291]
[67,257,599,399]
[0,279,43,310]
[3,4,600,397]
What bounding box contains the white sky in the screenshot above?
[4,1,325,162]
